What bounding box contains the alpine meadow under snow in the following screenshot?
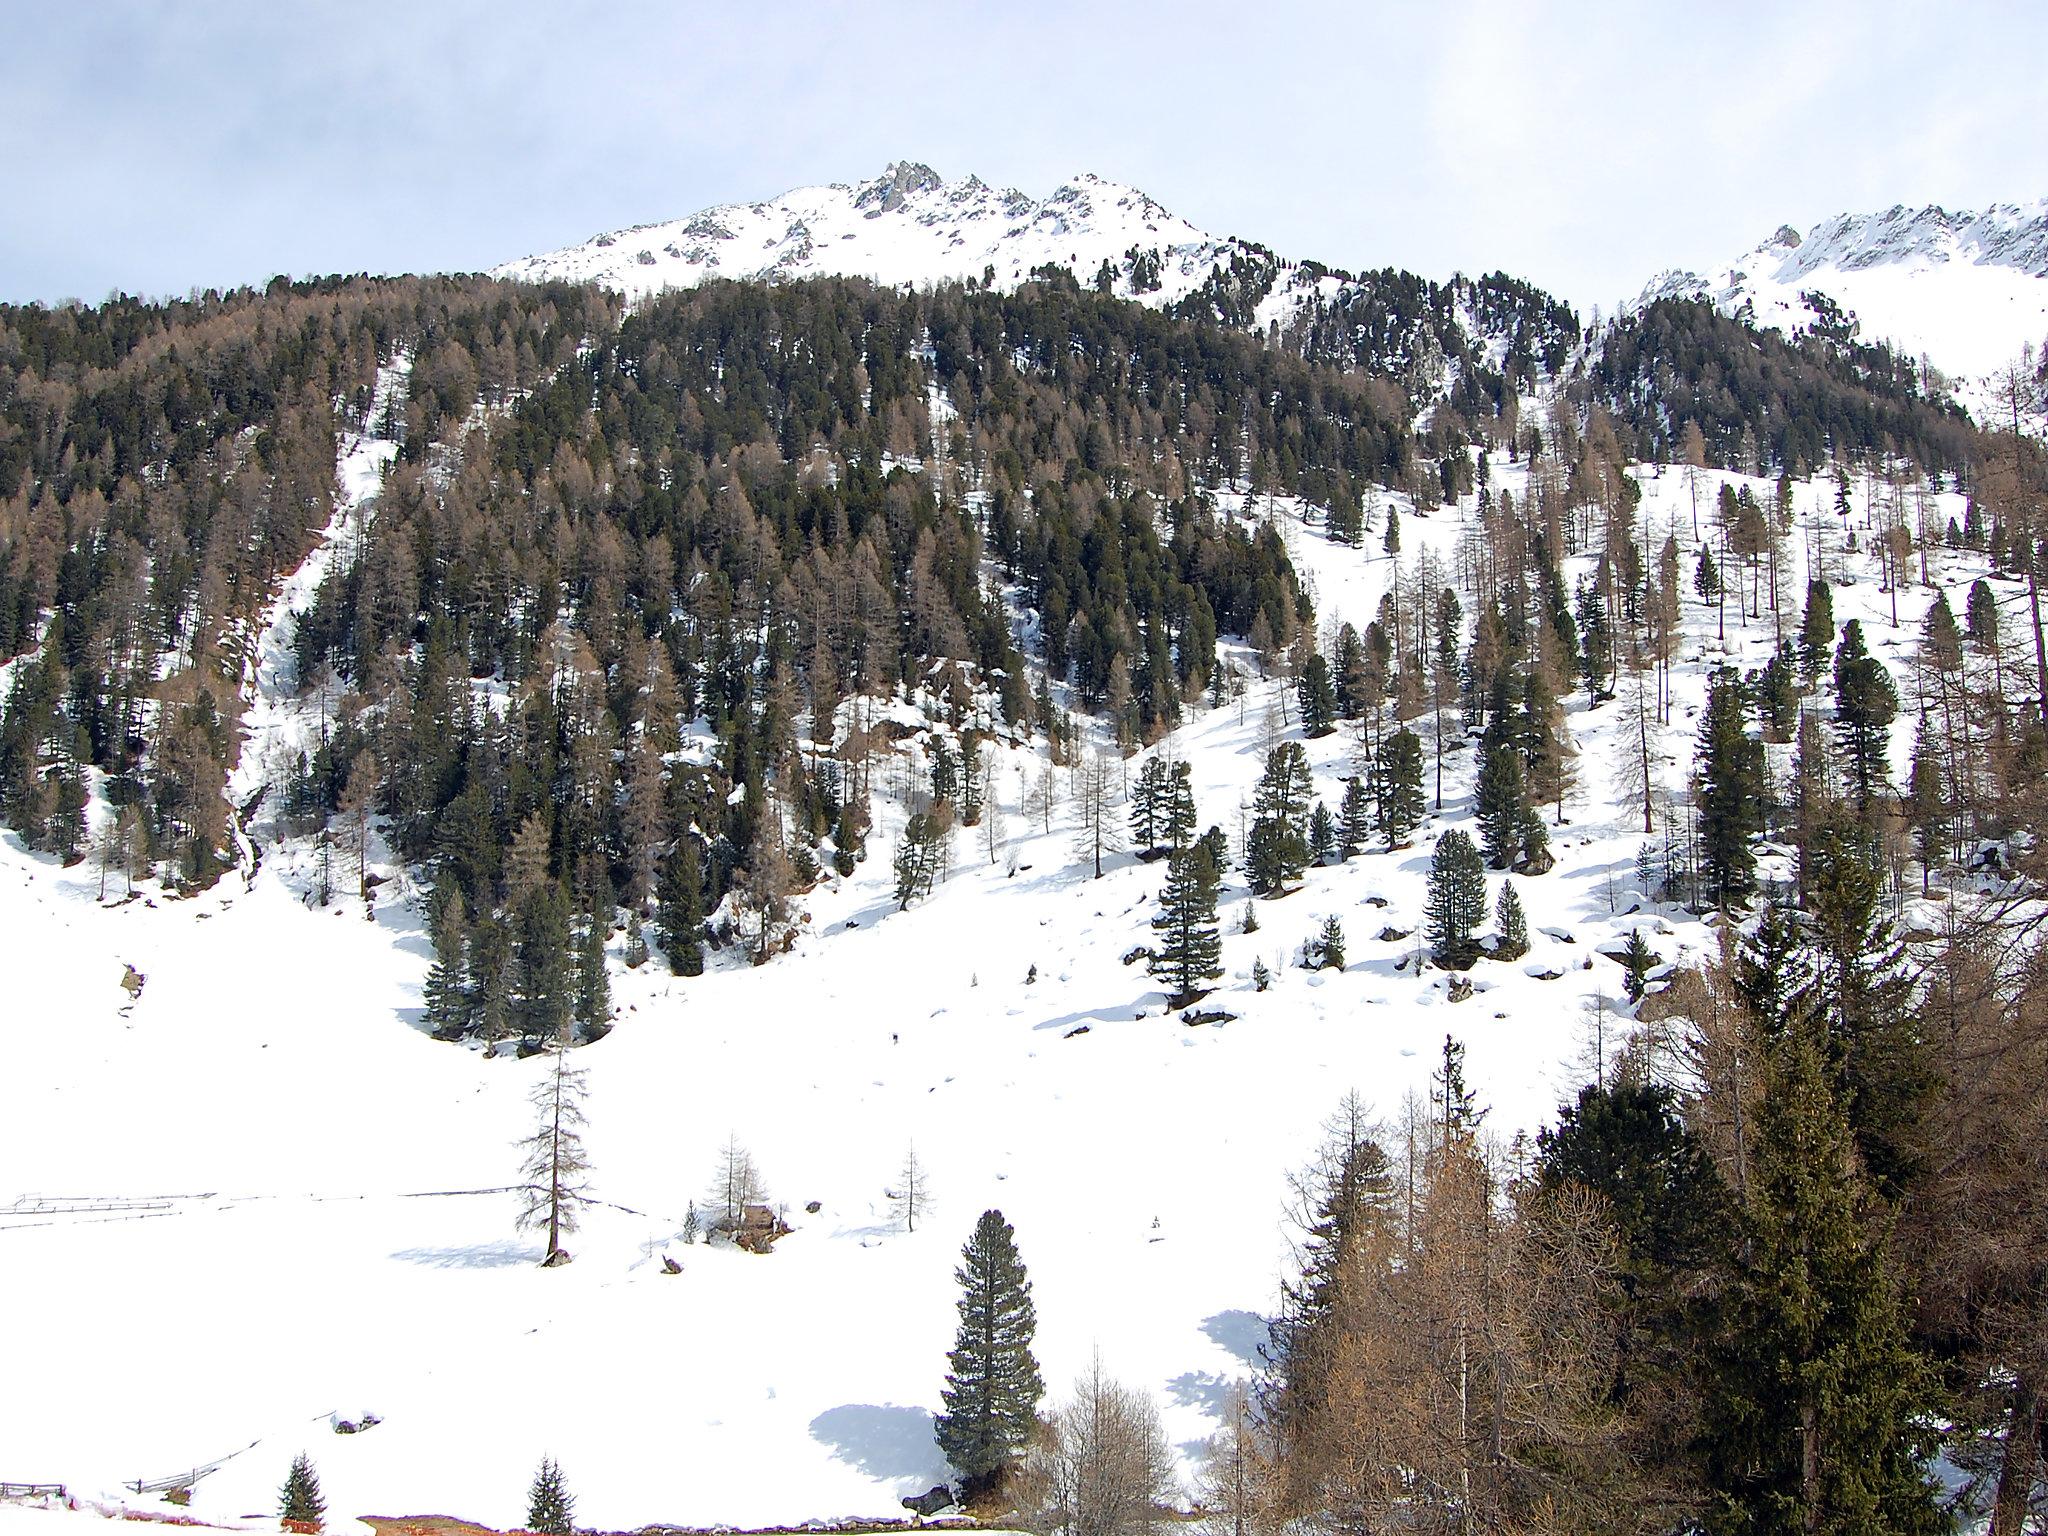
[3,158,2048,1536]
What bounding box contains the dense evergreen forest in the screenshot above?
[4,263,2048,1532]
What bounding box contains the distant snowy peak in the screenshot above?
[492,160,1243,308]
[1636,199,2048,414]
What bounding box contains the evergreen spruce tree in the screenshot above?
[1373,726,1425,848]
[1494,878,1529,960]
[1695,665,1766,906]
[1297,653,1338,737]
[1150,844,1222,1004]
[1128,757,1166,854]
[279,1454,325,1530]
[656,836,705,977]
[1799,578,1835,685]
[1247,743,1312,895]
[936,1209,1044,1499]
[1702,1031,1942,1536]
[1802,819,1931,1202]
[527,1457,574,1536]
[423,882,472,1040]
[1308,801,1337,865]
[1476,742,1533,870]
[1425,828,1486,968]
[1832,620,1899,813]
[1382,501,1401,554]
[1620,928,1653,1002]
[1315,914,1345,970]
[1162,761,1197,856]
[572,908,610,1042]
[1338,774,1371,858]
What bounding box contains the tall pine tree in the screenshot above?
[936,1209,1044,1499]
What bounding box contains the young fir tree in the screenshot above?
[527,1457,574,1536]
[936,1209,1044,1499]
[1475,742,1539,870]
[1494,878,1529,960]
[1161,761,1197,856]
[1314,914,1345,971]
[1619,928,1654,1003]
[279,1453,325,1530]
[517,1025,592,1265]
[1128,757,1167,854]
[1695,665,1766,907]
[1425,828,1486,969]
[1338,775,1372,858]
[1150,844,1222,1004]
[1702,1030,1942,1536]
[1374,727,1426,849]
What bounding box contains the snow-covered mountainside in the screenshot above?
[1638,200,2048,416]
[496,161,1246,309]
[492,162,1579,393]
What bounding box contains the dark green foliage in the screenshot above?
[423,883,472,1039]
[1297,653,1338,737]
[1752,641,1800,742]
[1248,743,1312,896]
[1150,843,1222,1003]
[1695,666,1766,907]
[1799,579,1835,683]
[1801,820,1931,1203]
[1314,914,1345,970]
[1493,879,1528,960]
[527,1457,574,1536]
[1620,928,1653,1003]
[1308,801,1337,865]
[1701,1032,1942,1536]
[1425,828,1486,968]
[1832,620,1898,812]
[1373,727,1425,848]
[1538,1079,1723,1276]
[656,837,705,977]
[572,910,610,1043]
[936,1210,1044,1498]
[1475,742,1547,871]
[279,1453,325,1529]
[1338,775,1371,857]
[894,810,950,909]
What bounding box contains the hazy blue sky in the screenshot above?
[5,1,2043,312]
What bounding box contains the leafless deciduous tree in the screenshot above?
[1015,1352,1177,1536]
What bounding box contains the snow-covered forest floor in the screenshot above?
[0,434,1997,1531]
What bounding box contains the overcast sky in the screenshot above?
[5,1,2043,314]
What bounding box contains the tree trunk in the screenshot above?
[1989,1369,2042,1536]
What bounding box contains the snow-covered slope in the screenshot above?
[0,411,1990,1530]
[1638,200,2048,416]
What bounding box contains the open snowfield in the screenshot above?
[0,438,1990,1531]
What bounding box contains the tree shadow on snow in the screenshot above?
[389,1238,546,1268]
[809,1403,951,1493]
[1202,1309,1271,1364]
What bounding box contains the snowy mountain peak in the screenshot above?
[490,161,1233,305]
[1634,198,2048,416]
